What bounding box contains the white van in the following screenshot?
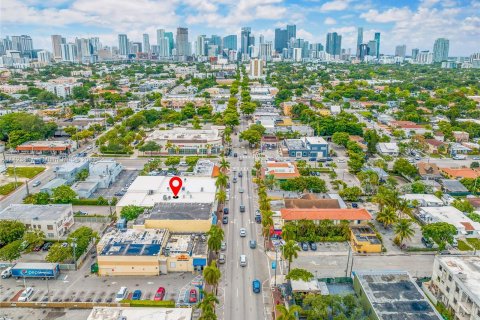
[18,287,34,301]
[1,267,12,279]
[115,287,128,302]
[240,255,247,267]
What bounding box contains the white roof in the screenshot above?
[401,194,444,204]
[304,136,327,145]
[377,142,399,152]
[116,176,216,208]
[291,279,322,293]
[87,307,193,320]
[419,206,480,234]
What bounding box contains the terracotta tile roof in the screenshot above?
[281,208,372,221]
[212,165,220,178]
[267,162,290,168]
[425,139,444,147]
[467,198,480,208]
[461,222,475,231]
[390,121,416,127]
[284,199,341,209]
[441,168,480,179]
[418,162,440,176]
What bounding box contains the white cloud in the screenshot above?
[324,17,337,25]
[360,7,412,23]
[318,0,350,12]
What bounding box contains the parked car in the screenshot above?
[351,203,358,208]
[33,243,44,252]
[42,242,53,251]
[309,242,317,251]
[221,241,227,251]
[132,290,142,300]
[422,237,434,248]
[218,253,226,264]
[18,287,34,302]
[301,242,308,251]
[238,171,243,177]
[32,181,41,187]
[252,279,261,293]
[189,289,197,303]
[233,153,238,157]
[154,287,165,301]
[222,216,229,224]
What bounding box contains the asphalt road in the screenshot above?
[218,116,271,320]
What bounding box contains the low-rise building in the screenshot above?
[40,178,67,194]
[418,162,442,180]
[16,140,72,155]
[88,159,123,188]
[354,270,441,320]
[453,131,470,143]
[376,142,399,156]
[401,194,444,207]
[280,208,372,225]
[145,127,224,155]
[262,161,300,182]
[0,204,74,239]
[428,256,480,320]
[441,179,470,196]
[350,225,382,253]
[55,160,90,184]
[87,307,193,320]
[282,136,329,159]
[418,206,480,236]
[441,168,480,180]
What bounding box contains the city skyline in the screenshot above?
[1,0,479,56]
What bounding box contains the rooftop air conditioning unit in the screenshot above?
[148,190,154,195]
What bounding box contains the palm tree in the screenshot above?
[203,261,221,295]
[165,141,172,155]
[197,291,219,319]
[376,206,398,228]
[282,240,301,273]
[254,160,262,177]
[215,190,227,205]
[276,304,302,320]
[281,223,297,241]
[259,196,271,211]
[219,157,230,173]
[207,225,224,255]
[264,174,278,190]
[215,172,228,190]
[198,309,217,320]
[394,219,415,246]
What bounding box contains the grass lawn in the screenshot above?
[6,167,45,179]
[0,182,24,196]
[466,238,480,250]
[457,240,473,251]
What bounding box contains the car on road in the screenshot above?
[3,159,13,164]
[154,287,166,301]
[472,157,480,160]
[239,157,243,161]
[337,158,345,163]
[255,212,261,223]
[309,242,317,251]
[415,155,421,160]
[61,242,69,248]
[222,216,229,224]
[408,158,415,163]
[239,205,245,212]
[18,287,34,302]
[132,290,142,300]
[249,240,257,249]
[252,279,261,293]
[223,207,229,215]
[239,188,244,193]
[240,228,247,237]
[233,177,237,183]
[238,171,243,177]
[189,289,197,303]
[218,253,226,264]
[233,153,238,157]
[42,242,52,251]
[453,155,467,160]
[301,242,308,251]
[32,181,41,187]
[221,241,227,251]
[240,254,247,267]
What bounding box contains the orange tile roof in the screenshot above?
[267,162,291,168]
[441,168,480,179]
[461,222,475,231]
[281,208,372,221]
[212,165,221,178]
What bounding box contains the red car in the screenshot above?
[154,287,166,301]
[189,289,197,303]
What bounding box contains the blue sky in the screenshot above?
[1,0,479,56]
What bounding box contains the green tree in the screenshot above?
[23,230,45,247]
[52,185,77,203]
[165,156,181,168]
[120,205,144,221]
[215,172,228,190]
[215,189,227,205]
[282,240,301,273]
[75,168,89,181]
[376,206,398,228]
[207,225,224,255]
[239,128,262,146]
[46,242,72,263]
[264,174,278,190]
[339,186,363,201]
[218,157,230,173]
[394,219,415,246]
[197,291,219,319]
[276,305,302,320]
[286,268,314,281]
[281,223,297,242]
[139,141,161,154]
[332,132,350,147]
[347,152,365,173]
[0,220,26,245]
[471,162,480,169]
[364,129,380,154]
[203,260,221,294]
[0,239,22,262]
[452,199,474,213]
[240,101,257,116]
[393,158,418,178]
[422,222,457,250]
[410,181,427,194]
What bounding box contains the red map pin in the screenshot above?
[169,176,183,199]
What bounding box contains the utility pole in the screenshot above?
[72,238,77,270]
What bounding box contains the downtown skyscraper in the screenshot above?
[241,27,254,55]
[374,32,380,59]
[356,27,363,57]
[326,32,342,57]
[143,34,150,54]
[223,35,237,51]
[433,38,449,62]
[156,29,170,57]
[118,34,129,58]
[175,27,189,58]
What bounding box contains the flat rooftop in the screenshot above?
[0,204,72,221]
[98,228,169,257]
[17,140,72,147]
[116,176,216,208]
[355,271,441,320]
[56,160,89,174]
[146,202,213,221]
[437,256,480,306]
[146,128,221,143]
[87,307,193,320]
[419,206,480,233]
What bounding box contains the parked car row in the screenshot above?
[115,286,168,302]
[299,242,317,251]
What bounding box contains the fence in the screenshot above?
[0,301,130,309]
[74,216,112,223]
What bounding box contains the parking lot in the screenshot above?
[91,169,139,199]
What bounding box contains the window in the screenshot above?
[448,275,452,282]
[25,224,31,229]
[47,225,53,230]
[446,286,450,293]
[453,298,457,305]
[455,286,459,294]
[47,233,54,238]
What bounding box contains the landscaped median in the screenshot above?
[121,300,176,308]
[6,167,45,179]
[0,182,24,196]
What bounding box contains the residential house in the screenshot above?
[280,208,372,225]
[441,168,480,180]
[425,139,445,154]
[401,194,444,207]
[418,206,480,236]
[282,136,329,159]
[376,142,399,156]
[453,131,469,143]
[418,162,443,180]
[440,179,470,196]
[349,136,368,152]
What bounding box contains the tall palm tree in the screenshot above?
[203,261,221,295]
[219,157,230,173]
[282,240,301,273]
[259,196,271,211]
[215,190,227,205]
[394,219,415,246]
[197,291,219,319]
[376,206,398,228]
[254,160,262,177]
[207,225,224,255]
[276,304,302,320]
[264,174,278,190]
[215,172,228,190]
[281,223,297,242]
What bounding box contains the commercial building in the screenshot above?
[326,32,342,57]
[55,160,90,184]
[350,225,382,253]
[282,136,329,159]
[427,256,480,320]
[354,270,441,320]
[418,206,480,236]
[16,140,72,155]
[88,159,123,188]
[0,204,74,239]
[249,58,264,78]
[433,38,449,62]
[145,127,223,155]
[87,307,193,320]
[40,178,67,195]
[116,175,216,213]
[281,208,372,225]
[96,228,208,276]
[262,161,300,182]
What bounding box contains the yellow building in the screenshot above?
[350,225,382,253]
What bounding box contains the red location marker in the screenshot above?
[169,176,183,199]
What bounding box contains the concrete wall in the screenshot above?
[144,219,211,233]
[97,255,160,276]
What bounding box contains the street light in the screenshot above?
[71,238,77,270]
